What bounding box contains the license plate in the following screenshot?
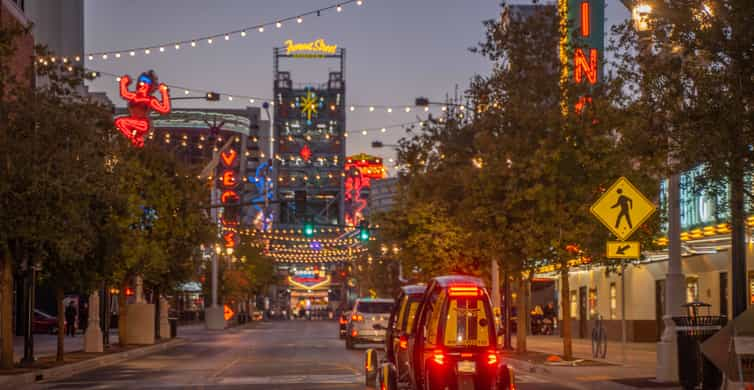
[457,360,476,373]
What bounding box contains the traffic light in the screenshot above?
[205,92,221,101]
[303,222,314,237]
[358,221,370,241]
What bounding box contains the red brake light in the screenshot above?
[351,314,363,321]
[433,349,444,365]
[449,286,481,297]
[339,317,347,324]
[352,329,358,337]
[399,335,408,350]
[487,350,498,365]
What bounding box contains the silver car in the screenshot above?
[345,298,394,349]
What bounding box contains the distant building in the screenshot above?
[1,0,34,88]
[368,177,398,216]
[24,0,83,58]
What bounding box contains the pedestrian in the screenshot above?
[65,301,77,337]
[79,302,89,332]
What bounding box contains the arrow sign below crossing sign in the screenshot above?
[591,177,656,241]
[606,241,640,259]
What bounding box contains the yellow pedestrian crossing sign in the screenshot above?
[606,241,640,259]
[590,177,656,241]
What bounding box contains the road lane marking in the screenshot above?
[218,374,362,385]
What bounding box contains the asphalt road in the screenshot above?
[35,320,574,389]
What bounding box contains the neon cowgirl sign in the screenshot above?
[115,71,171,147]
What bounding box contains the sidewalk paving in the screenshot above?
[505,335,681,390]
[0,322,223,387]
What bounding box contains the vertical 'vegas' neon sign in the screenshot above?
[219,147,240,248]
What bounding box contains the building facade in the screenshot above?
[273,40,346,227]
[368,177,398,216]
[539,170,754,341]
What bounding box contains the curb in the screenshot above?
[0,338,188,387]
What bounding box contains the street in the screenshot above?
[33,320,571,390]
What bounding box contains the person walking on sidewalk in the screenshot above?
[65,302,77,337]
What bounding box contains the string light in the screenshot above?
[36,0,365,63]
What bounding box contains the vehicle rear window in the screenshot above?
[357,302,393,313]
[443,297,491,347]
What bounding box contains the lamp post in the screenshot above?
[624,1,684,382]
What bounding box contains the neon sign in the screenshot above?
[344,154,386,226]
[219,143,240,247]
[284,39,337,55]
[561,0,604,112]
[114,70,171,147]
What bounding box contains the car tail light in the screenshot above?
[399,335,408,350]
[433,349,445,365]
[487,350,498,365]
[352,329,358,337]
[339,317,347,325]
[351,314,363,321]
[448,286,481,297]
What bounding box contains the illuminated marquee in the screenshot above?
[284,39,337,55]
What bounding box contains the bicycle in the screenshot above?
[591,315,607,359]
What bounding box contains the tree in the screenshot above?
[611,0,754,318]
[1,33,117,363]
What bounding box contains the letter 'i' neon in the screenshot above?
[581,1,590,37]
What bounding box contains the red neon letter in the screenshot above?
[581,1,590,37]
[574,48,598,84]
[221,149,238,167]
[222,171,236,187]
[221,190,239,204]
[223,231,236,247]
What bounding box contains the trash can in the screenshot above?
[673,302,726,390]
[168,317,178,338]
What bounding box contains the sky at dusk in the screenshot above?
[84,0,631,173]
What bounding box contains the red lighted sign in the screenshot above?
[114,71,171,147]
[219,145,240,248]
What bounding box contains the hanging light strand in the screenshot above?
[41,0,365,62]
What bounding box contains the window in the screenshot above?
[686,277,699,303]
[444,297,490,347]
[426,291,445,345]
[610,283,617,320]
[396,295,409,330]
[356,301,393,313]
[404,301,420,335]
[588,288,597,318]
[570,290,578,319]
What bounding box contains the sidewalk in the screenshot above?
[0,322,221,387]
[13,329,120,362]
[505,335,681,390]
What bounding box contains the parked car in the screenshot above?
[32,309,63,334]
[368,284,426,387]
[345,298,393,349]
[382,275,514,390]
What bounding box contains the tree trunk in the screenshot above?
[560,267,573,360]
[118,278,128,346]
[730,168,747,318]
[56,286,65,362]
[516,273,528,353]
[0,244,14,368]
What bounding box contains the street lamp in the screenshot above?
[632,3,652,32]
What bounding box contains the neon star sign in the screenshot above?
[300,91,319,122]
